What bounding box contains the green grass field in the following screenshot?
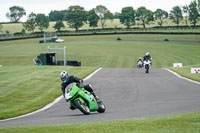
[0,34,200,67]
[0,34,200,131]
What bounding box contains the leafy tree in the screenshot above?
[65,5,87,31]
[21,28,26,35]
[154,9,168,27]
[113,12,120,19]
[189,0,199,27]
[49,10,66,21]
[136,7,154,28]
[87,9,99,29]
[182,5,190,26]
[169,6,183,26]
[5,30,10,34]
[22,12,36,33]
[198,0,200,14]
[119,7,136,29]
[105,11,114,20]
[95,5,114,29]
[53,20,65,31]
[6,6,26,22]
[0,24,3,33]
[35,14,49,32]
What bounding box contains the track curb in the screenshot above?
[163,68,200,85]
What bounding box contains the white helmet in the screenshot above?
[60,71,69,81]
[145,52,150,56]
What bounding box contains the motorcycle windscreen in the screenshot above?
[65,83,79,100]
[145,64,149,69]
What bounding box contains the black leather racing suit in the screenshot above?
[143,55,151,61]
[143,55,152,65]
[61,75,96,98]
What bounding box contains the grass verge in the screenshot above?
[168,64,200,82]
[0,66,97,119]
[0,112,200,133]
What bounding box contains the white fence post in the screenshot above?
[46,46,66,66]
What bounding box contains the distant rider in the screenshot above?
[137,57,143,63]
[137,57,143,68]
[60,71,99,109]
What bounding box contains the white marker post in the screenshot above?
[191,68,200,74]
[47,46,66,66]
[173,63,183,68]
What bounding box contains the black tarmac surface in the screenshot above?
[1,68,200,127]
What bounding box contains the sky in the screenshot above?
[0,0,194,22]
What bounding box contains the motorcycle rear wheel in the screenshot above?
[74,100,90,115]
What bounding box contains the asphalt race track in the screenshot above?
[1,68,200,127]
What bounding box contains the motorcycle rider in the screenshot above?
[137,57,143,68]
[143,52,152,61]
[60,71,100,110]
[143,52,152,65]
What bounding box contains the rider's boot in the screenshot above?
[85,84,101,102]
[91,92,101,102]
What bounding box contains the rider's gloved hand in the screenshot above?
[78,80,84,88]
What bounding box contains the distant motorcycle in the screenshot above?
[143,59,151,73]
[65,83,106,115]
[137,60,143,68]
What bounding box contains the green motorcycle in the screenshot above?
[65,83,106,115]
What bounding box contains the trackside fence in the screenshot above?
[0,26,200,41]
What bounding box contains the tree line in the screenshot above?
[2,0,200,33]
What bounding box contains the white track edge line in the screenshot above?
[83,67,102,81]
[0,67,102,122]
[163,68,200,85]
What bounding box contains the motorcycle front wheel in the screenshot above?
[145,68,149,73]
[97,101,106,113]
[74,100,90,115]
